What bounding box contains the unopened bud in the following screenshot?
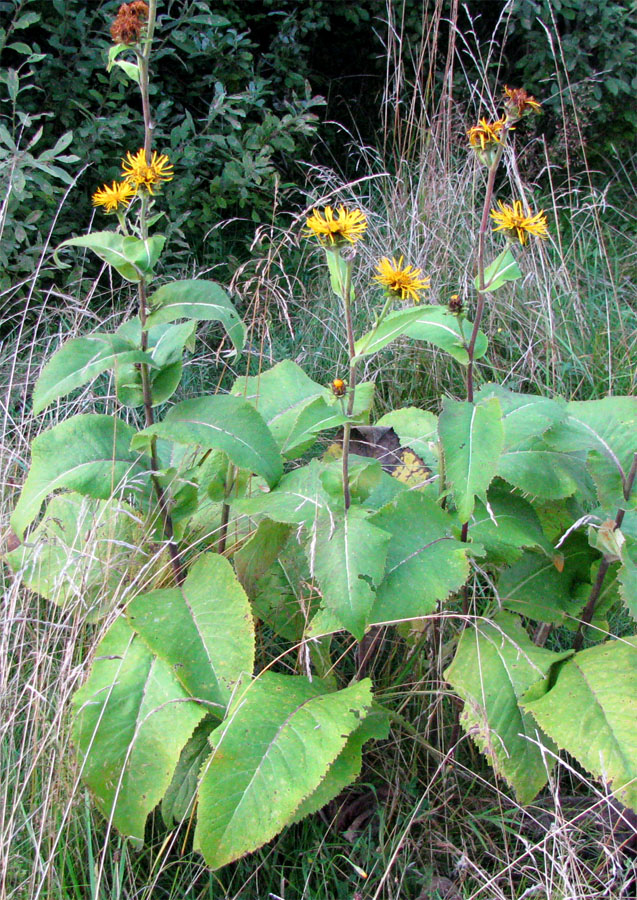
[331,378,347,397]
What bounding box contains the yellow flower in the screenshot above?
[373,256,430,304]
[91,180,137,212]
[504,86,542,118]
[304,205,367,245]
[490,200,549,245]
[121,148,174,194]
[467,117,507,151]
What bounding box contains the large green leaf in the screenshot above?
[32,333,154,414]
[523,637,637,812]
[233,361,373,458]
[11,415,149,540]
[445,612,572,803]
[498,533,596,624]
[55,232,165,282]
[234,459,331,528]
[368,491,470,623]
[403,305,488,363]
[72,617,205,840]
[438,397,504,522]
[497,444,590,500]
[127,553,255,712]
[468,488,554,565]
[544,398,637,507]
[144,279,245,353]
[114,318,197,408]
[354,305,487,364]
[291,706,390,824]
[472,388,577,500]
[354,307,424,357]
[280,397,348,458]
[131,395,283,488]
[6,493,141,620]
[309,506,391,639]
[474,385,565,450]
[195,673,372,869]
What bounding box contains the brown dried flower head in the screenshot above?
[504,86,542,120]
[447,294,464,316]
[110,1,149,45]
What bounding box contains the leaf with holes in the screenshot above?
[438,397,504,522]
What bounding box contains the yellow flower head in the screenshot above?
[467,117,507,151]
[304,205,367,246]
[91,179,137,212]
[121,148,174,194]
[373,256,430,304]
[490,200,549,245]
[504,86,542,118]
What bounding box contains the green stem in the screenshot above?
[465,124,511,402]
[339,255,356,511]
[217,460,236,555]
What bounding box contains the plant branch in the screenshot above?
[573,451,637,651]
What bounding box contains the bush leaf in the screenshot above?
[127,553,255,712]
[11,415,149,540]
[32,333,154,414]
[445,612,572,803]
[195,673,372,869]
[131,395,283,488]
[309,506,391,639]
[368,491,470,623]
[438,397,504,522]
[72,617,205,841]
[523,637,637,812]
[144,279,245,353]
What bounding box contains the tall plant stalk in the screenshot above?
[133,0,184,584]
